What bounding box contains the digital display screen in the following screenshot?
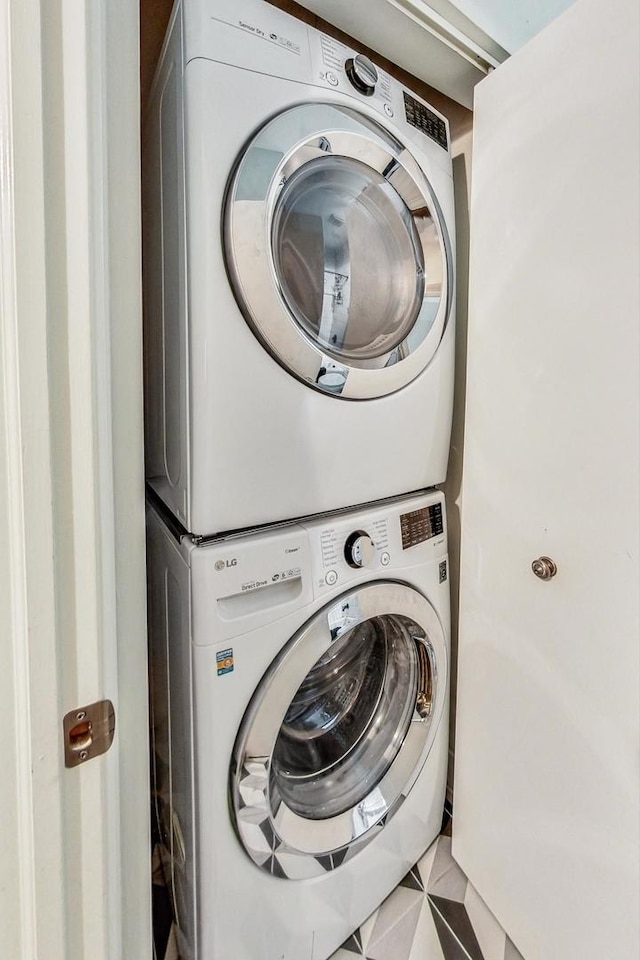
[400,503,444,549]
[403,92,448,150]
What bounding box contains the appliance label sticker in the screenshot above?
[216,648,234,677]
[241,567,301,593]
[210,15,302,55]
[269,566,302,584]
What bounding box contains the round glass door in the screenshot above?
[230,582,447,879]
[224,103,452,399]
[272,155,424,363]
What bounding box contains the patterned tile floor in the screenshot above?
[326,834,524,960]
[152,832,524,960]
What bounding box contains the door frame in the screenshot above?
[0,0,150,957]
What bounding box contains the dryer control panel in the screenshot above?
[310,32,394,110]
[308,31,450,154]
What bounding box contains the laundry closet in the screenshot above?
[1,1,637,960]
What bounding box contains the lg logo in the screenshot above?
[214,558,238,571]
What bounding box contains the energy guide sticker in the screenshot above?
[216,648,234,676]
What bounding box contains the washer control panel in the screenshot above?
[305,492,446,595]
[344,530,377,568]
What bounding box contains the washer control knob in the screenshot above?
[345,530,376,568]
[345,54,378,97]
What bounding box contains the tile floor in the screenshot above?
[152,828,525,960]
[327,834,524,960]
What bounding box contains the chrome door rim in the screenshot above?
[224,104,453,399]
[230,581,447,879]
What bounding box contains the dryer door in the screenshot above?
[224,104,452,399]
[230,581,447,879]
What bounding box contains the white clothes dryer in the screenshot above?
[143,0,456,536]
[147,489,450,960]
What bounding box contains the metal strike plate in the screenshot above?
[63,699,115,768]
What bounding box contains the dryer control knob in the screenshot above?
[345,54,378,97]
[345,531,376,568]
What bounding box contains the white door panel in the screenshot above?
[1,1,150,958]
[454,1,640,959]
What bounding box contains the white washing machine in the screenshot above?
[143,0,456,536]
[147,489,450,960]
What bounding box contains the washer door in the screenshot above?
[224,104,452,399]
[230,582,447,879]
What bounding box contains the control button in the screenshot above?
[344,54,378,97]
[344,530,376,569]
[383,102,394,117]
[325,569,338,585]
[325,71,339,87]
[380,551,390,566]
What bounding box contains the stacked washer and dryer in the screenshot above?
[143,1,456,958]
